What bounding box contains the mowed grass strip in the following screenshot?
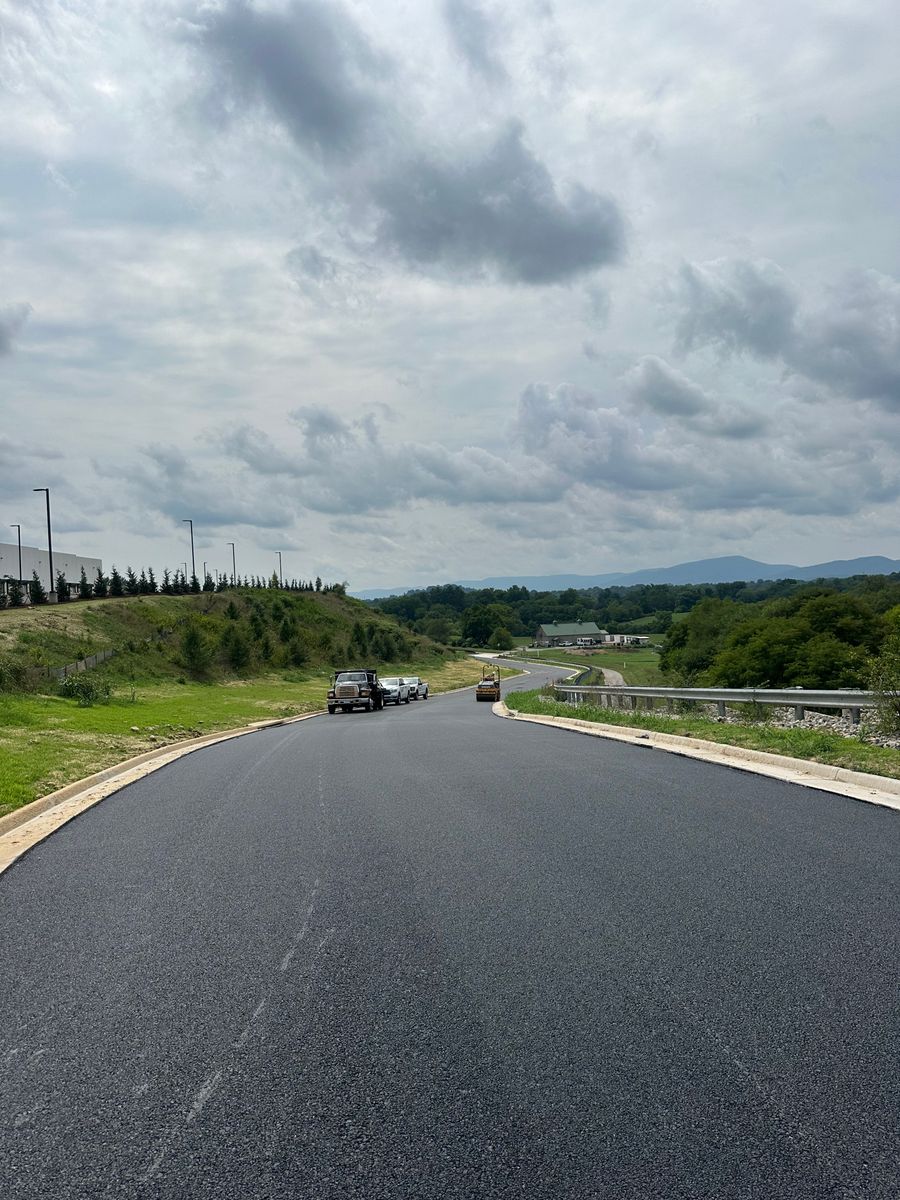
[505,689,900,782]
[513,646,665,685]
[0,658,500,816]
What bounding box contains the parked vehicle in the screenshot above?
[475,667,501,703]
[402,676,429,700]
[380,677,411,705]
[327,669,385,713]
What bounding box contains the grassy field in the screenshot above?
[512,645,664,685]
[505,689,900,781]
[0,658,503,817]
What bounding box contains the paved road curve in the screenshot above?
[2,663,898,1198]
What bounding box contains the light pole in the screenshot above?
[202,561,207,581]
[227,542,236,585]
[33,488,54,596]
[277,551,283,587]
[10,524,22,582]
[181,562,188,583]
[182,519,196,581]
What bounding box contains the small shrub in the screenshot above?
[59,674,111,706]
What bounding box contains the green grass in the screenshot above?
[513,645,664,685]
[505,689,900,781]
[0,658,512,817]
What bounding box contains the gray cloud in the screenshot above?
[0,303,32,355]
[285,245,378,310]
[674,258,900,409]
[219,409,563,514]
[443,0,507,83]
[674,258,798,358]
[190,0,387,158]
[791,270,900,406]
[374,123,625,284]
[626,355,712,416]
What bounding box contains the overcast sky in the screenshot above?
[2,0,899,589]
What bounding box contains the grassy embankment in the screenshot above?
[511,645,665,686]
[505,690,900,782]
[0,591,503,815]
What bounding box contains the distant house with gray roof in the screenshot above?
[535,621,605,647]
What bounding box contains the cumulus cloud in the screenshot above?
[373,123,624,284]
[187,5,624,287]
[0,303,32,355]
[791,270,900,406]
[190,0,388,158]
[674,257,900,409]
[218,407,563,514]
[443,0,507,83]
[674,258,798,358]
[626,355,712,416]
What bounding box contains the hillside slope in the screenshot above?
[0,589,445,685]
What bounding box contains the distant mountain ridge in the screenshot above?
[353,555,900,600]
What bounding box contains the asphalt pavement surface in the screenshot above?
[1,661,898,1199]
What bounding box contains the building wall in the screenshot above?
[0,542,103,589]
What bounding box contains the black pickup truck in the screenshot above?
[327,669,385,713]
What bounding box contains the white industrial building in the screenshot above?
[0,542,103,601]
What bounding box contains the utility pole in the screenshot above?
[277,551,283,588]
[182,519,196,581]
[33,489,54,597]
[227,542,236,584]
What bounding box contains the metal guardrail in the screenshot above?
[553,684,874,724]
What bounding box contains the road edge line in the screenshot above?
[0,711,323,876]
[494,702,900,814]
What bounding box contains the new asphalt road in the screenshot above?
[1,663,898,1198]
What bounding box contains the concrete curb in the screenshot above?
[0,711,323,877]
[495,702,900,814]
[0,664,528,876]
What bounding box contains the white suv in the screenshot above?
[380,677,411,705]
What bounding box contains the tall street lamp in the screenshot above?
[277,551,283,587]
[33,488,54,596]
[182,519,196,580]
[227,542,236,585]
[10,524,22,582]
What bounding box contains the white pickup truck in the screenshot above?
[402,675,429,700]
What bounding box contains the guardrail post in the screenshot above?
[629,696,637,711]
[717,701,726,718]
[793,705,805,721]
[842,707,861,725]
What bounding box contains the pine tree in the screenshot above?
[30,570,48,605]
[161,568,173,595]
[56,571,69,601]
[8,579,25,607]
[109,567,125,597]
[138,569,149,594]
[147,567,158,594]
[315,576,322,592]
[180,622,212,675]
[93,568,109,598]
[202,572,215,593]
[190,573,201,594]
[79,566,92,600]
[125,567,140,596]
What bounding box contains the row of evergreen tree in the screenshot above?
[0,567,345,608]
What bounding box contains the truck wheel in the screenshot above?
[328,705,336,714]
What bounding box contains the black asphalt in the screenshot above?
[1,662,898,1198]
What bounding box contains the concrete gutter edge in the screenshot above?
[0,710,323,876]
[494,702,900,814]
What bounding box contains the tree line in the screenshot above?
[1,566,345,609]
[370,572,900,654]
